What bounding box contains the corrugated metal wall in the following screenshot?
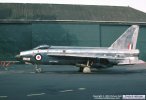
[0,22,146,61]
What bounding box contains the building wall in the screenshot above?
[0,22,146,61]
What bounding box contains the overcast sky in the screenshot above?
[0,0,146,13]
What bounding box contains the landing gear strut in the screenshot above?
[34,64,42,73]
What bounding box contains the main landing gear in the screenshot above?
[78,60,91,73]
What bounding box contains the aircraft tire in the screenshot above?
[35,68,42,73]
[83,67,91,73]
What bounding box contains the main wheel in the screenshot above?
[83,67,91,73]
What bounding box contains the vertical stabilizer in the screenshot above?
[109,25,139,50]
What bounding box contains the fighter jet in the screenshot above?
[16,25,141,73]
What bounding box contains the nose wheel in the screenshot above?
[34,65,42,73]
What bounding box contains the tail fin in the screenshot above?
[109,25,139,50]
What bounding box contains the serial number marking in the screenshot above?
[23,57,30,61]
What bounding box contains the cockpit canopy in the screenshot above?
[33,45,50,50]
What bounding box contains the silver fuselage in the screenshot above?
[17,46,139,68]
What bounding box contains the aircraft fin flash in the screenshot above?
[16,25,143,73]
[109,25,139,50]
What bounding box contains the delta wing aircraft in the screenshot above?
[16,25,141,73]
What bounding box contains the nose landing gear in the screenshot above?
[34,65,42,73]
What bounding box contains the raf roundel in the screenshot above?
[35,54,42,61]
